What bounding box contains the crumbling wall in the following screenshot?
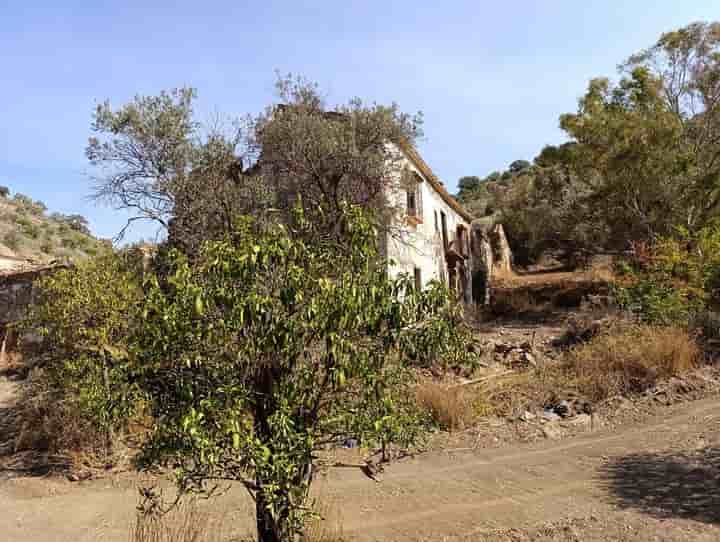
[0,265,67,357]
[491,224,512,276]
[472,221,515,306]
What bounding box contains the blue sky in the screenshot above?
[1,1,717,242]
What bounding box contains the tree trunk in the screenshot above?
[255,490,290,542]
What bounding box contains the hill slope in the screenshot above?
[0,189,104,265]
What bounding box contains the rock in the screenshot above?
[343,438,358,448]
[554,400,572,418]
[563,413,593,427]
[519,410,536,422]
[521,351,536,367]
[541,409,561,422]
[542,423,562,439]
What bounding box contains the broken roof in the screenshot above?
[397,141,475,223]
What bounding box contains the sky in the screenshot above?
[1,0,718,242]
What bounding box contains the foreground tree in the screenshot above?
[135,205,473,541]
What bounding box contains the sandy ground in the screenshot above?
[2,380,720,541]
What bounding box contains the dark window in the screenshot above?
[414,267,422,291]
[434,210,439,232]
[406,189,417,216]
[441,212,448,250]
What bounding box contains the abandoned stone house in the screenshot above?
[384,143,475,304]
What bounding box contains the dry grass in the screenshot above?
[302,497,347,542]
[480,324,700,417]
[12,367,106,456]
[562,324,700,402]
[131,499,227,542]
[416,379,478,431]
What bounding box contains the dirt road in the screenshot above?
[2,395,720,541]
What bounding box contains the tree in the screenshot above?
[251,75,423,239]
[508,159,531,173]
[0,185,9,198]
[135,206,473,542]
[87,76,423,252]
[457,175,481,193]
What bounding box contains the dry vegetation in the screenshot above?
[487,324,700,418]
[415,379,479,431]
[0,194,101,263]
[561,324,700,402]
[129,497,346,542]
[131,500,228,542]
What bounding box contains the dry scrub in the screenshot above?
[416,379,478,431]
[480,324,700,418]
[562,324,700,402]
[131,499,226,542]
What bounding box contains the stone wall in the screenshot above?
[0,265,67,353]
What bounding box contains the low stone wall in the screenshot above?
[0,265,68,353]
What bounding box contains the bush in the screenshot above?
[22,251,144,457]
[39,239,53,254]
[415,379,476,431]
[562,325,699,402]
[0,185,9,198]
[3,231,21,251]
[612,279,693,325]
[22,222,40,239]
[61,236,78,249]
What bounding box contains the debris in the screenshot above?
[519,410,536,422]
[541,410,561,422]
[542,423,561,439]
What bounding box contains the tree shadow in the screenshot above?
[598,447,720,524]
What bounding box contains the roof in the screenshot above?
[397,141,475,223]
[0,261,68,280]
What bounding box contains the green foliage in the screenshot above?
[508,159,531,173]
[136,206,471,541]
[457,175,481,194]
[49,213,91,235]
[24,251,144,455]
[398,282,478,370]
[613,220,720,324]
[613,279,692,325]
[459,22,720,265]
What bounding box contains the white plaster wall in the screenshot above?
[383,146,472,295]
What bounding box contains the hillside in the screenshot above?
[0,188,104,265]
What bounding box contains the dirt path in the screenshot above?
[3,396,720,541]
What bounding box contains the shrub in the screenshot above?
[612,279,693,325]
[562,325,699,402]
[61,236,78,249]
[0,185,9,198]
[22,250,144,457]
[3,231,21,251]
[415,379,476,431]
[21,222,40,239]
[40,239,53,254]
